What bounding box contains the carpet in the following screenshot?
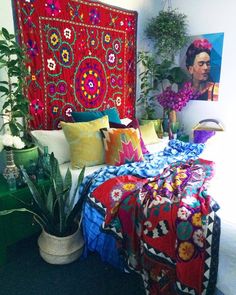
[0,235,144,295]
[12,0,137,129]
[0,235,224,295]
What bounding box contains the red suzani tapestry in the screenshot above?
[12,0,137,129]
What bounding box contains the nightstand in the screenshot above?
[0,175,41,266]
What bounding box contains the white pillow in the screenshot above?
[120,117,132,125]
[31,130,70,164]
[146,138,169,154]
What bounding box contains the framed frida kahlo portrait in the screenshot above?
[179,32,224,101]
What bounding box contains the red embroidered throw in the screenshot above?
[89,159,217,295]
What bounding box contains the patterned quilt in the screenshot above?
[82,141,220,295]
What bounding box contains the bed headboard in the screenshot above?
[12,0,137,129]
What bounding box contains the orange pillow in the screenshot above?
[100,128,144,166]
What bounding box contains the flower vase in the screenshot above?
[168,110,177,124]
[168,110,177,140]
[3,149,19,180]
[168,110,180,139]
[162,110,169,133]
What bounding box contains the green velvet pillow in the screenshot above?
[72,108,121,124]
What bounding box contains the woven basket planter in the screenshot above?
[38,225,84,265]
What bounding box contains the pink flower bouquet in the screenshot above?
[157,82,198,112]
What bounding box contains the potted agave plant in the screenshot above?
[0,27,38,169]
[0,153,92,265]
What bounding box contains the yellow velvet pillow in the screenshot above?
[139,121,161,145]
[61,116,109,169]
[140,119,163,138]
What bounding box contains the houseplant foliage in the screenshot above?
[0,153,92,264]
[137,52,188,120]
[0,27,31,146]
[138,8,189,120]
[137,51,157,119]
[0,27,39,169]
[144,9,188,61]
[0,153,92,237]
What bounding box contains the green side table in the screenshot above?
[0,175,41,266]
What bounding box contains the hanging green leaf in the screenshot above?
[1,27,10,40]
[0,85,9,93]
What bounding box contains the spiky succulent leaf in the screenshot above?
[21,168,51,218]
[0,151,90,236]
[66,177,93,226]
[66,166,85,220]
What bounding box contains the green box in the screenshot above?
[0,175,46,265]
[178,134,189,142]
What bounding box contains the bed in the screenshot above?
[75,139,220,295]
[31,123,220,295]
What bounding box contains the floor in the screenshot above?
[0,235,224,295]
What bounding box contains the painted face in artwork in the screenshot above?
[188,52,211,82]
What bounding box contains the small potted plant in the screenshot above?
[0,27,38,168]
[0,153,92,264]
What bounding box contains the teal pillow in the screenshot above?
[72,108,121,124]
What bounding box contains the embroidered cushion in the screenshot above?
[109,118,149,154]
[61,116,109,169]
[100,128,144,166]
[71,107,121,124]
[139,121,161,145]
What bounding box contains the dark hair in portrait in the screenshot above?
[185,38,219,101]
[186,43,211,70]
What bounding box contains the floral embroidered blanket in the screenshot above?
[12,0,137,129]
[88,158,220,295]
